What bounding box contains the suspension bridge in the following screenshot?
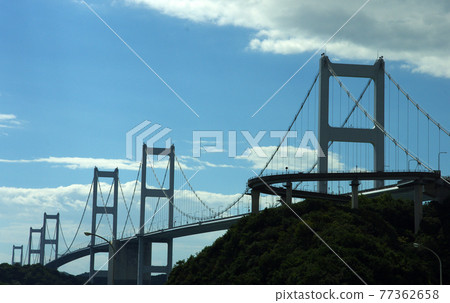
[11,56,450,284]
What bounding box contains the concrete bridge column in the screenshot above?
[145,239,174,284]
[351,179,360,209]
[112,239,152,284]
[167,238,173,273]
[107,240,117,285]
[251,189,260,214]
[285,181,292,205]
[414,182,424,234]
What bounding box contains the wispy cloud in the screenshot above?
[0,157,141,171]
[123,0,450,78]
[179,155,236,169]
[0,155,236,171]
[0,113,21,131]
[236,145,344,172]
[0,183,92,214]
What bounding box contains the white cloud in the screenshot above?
[0,184,92,216]
[0,179,252,266]
[0,157,141,171]
[0,181,247,239]
[179,155,236,169]
[349,166,369,173]
[0,114,16,120]
[0,113,21,130]
[182,189,245,207]
[122,0,450,78]
[236,145,344,172]
[0,155,233,171]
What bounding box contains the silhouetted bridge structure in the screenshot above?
[13,56,450,284]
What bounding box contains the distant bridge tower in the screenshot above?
[40,213,60,264]
[137,144,175,285]
[12,245,23,265]
[318,55,385,193]
[88,167,118,283]
[27,227,42,265]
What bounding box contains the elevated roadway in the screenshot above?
[47,214,244,269]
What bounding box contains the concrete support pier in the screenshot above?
[113,238,173,284]
[285,181,292,205]
[351,179,360,209]
[251,189,260,214]
[414,182,424,234]
[107,240,117,285]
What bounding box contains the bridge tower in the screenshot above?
[137,144,175,285]
[12,245,23,265]
[318,55,385,193]
[40,213,60,264]
[27,227,42,265]
[88,167,118,283]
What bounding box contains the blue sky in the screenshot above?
[1,0,450,274]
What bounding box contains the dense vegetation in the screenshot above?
[0,263,84,285]
[168,195,449,284]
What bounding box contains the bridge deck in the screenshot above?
[248,171,441,190]
[46,215,245,269]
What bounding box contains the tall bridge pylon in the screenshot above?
[40,212,60,264]
[26,213,60,265]
[12,245,23,265]
[137,144,175,285]
[318,55,385,193]
[88,167,118,283]
[27,227,42,265]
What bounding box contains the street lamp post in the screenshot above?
[413,243,442,285]
[85,232,116,285]
[84,232,116,252]
[438,152,447,171]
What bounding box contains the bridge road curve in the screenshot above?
[46,214,245,269]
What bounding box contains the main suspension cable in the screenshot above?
[61,179,94,255]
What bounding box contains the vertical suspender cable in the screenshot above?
[428,118,430,165]
[417,107,420,169]
[388,79,390,170]
[59,222,70,253]
[406,93,409,169]
[397,87,400,170]
[62,179,93,255]
[120,163,140,238]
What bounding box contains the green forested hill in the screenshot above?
[168,195,449,284]
[0,263,84,285]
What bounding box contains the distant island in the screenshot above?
[168,195,449,284]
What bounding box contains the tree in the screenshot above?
[168,196,449,285]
